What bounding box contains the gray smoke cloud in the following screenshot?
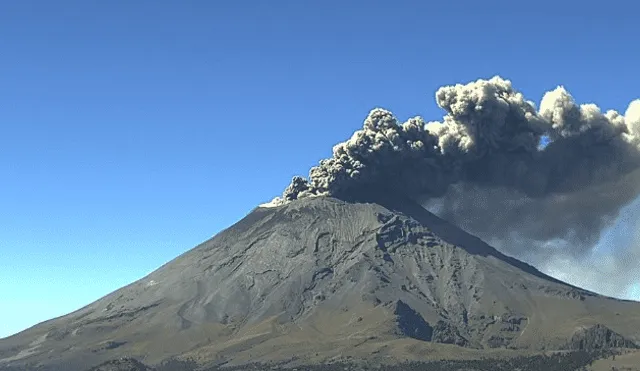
[274,76,640,298]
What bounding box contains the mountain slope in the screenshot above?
[2,196,640,370]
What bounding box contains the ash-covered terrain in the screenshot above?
[2,76,640,371]
[2,196,640,370]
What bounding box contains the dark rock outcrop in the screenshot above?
[432,320,468,346]
[566,324,638,350]
[393,300,433,341]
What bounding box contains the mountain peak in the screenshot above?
[1,196,639,370]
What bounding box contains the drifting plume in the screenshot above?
[279,76,640,203]
[273,76,640,297]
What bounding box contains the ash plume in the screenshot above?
[274,76,640,298]
[279,77,640,202]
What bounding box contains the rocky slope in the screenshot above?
[1,196,640,370]
[86,358,152,371]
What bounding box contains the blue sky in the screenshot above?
[1,1,639,339]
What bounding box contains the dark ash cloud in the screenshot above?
[270,76,640,298]
[278,77,640,203]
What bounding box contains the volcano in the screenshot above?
[2,195,640,370]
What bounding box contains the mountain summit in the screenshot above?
[2,196,640,370]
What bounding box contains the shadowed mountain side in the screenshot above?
[2,196,640,371]
[345,190,582,287]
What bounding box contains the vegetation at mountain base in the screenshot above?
[73,349,618,371]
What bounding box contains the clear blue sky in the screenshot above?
[1,1,639,339]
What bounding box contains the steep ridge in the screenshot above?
[2,196,640,370]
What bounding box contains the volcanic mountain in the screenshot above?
[2,195,640,370]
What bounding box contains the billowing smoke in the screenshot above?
[273,76,640,298]
[279,77,640,202]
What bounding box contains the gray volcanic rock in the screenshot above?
[431,320,468,347]
[393,300,433,341]
[2,196,640,370]
[566,324,639,351]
